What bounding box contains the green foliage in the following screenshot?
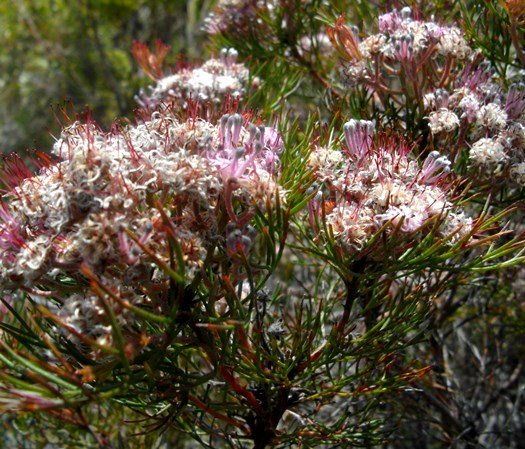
[0,1,524,448]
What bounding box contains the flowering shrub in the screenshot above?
[1,109,284,355]
[332,6,525,193]
[136,46,258,110]
[0,2,524,449]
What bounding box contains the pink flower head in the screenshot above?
[309,124,471,257]
[137,49,255,110]
[505,83,525,121]
[378,8,407,33]
[211,114,283,181]
[419,151,451,185]
[392,34,414,60]
[343,119,375,160]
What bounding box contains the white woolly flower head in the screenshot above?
[476,103,508,131]
[469,137,507,167]
[138,48,257,109]
[428,108,460,134]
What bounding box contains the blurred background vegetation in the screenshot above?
[0,0,213,159]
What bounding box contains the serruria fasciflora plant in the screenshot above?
[0,2,524,448]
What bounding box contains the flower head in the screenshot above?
[137,49,257,110]
[204,0,276,36]
[307,124,471,257]
[428,109,460,134]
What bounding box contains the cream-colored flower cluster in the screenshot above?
[424,70,525,186]
[308,121,472,257]
[339,7,525,189]
[138,48,257,109]
[343,7,471,87]
[0,110,283,356]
